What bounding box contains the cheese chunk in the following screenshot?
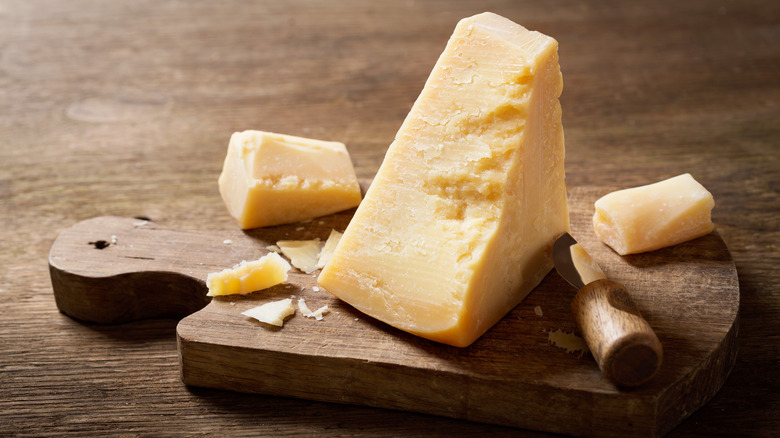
[218,130,362,229]
[206,252,291,296]
[277,239,323,274]
[242,298,295,327]
[593,173,715,255]
[318,13,569,347]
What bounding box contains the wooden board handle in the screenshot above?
[571,278,663,387]
[48,216,216,323]
[48,214,346,324]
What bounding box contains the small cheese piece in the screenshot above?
[318,13,569,347]
[277,239,323,274]
[206,252,291,296]
[315,229,343,269]
[547,329,588,356]
[297,298,329,320]
[218,130,362,229]
[242,298,295,326]
[593,173,715,255]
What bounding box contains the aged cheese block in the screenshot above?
[218,130,362,229]
[206,252,291,296]
[593,173,715,255]
[318,12,569,347]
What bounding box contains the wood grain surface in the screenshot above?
[2,1,778,436]
[46,186,739,437]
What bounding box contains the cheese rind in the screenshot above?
[318,13,569,347]
[218,130,362,229]
[593,173,715,255]
[206,252,291,296]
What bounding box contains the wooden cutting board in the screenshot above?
[48,185,739,437]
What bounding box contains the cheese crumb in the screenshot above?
[297,297,329,320]
[534,306,544,317]
[547,329,588,356]
[242,298,295,327]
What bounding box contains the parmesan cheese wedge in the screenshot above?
[242,298,295,326]
[218,130,362,229]
[593,173,715,255]
[206,252,291,296]
[318,13,570,347]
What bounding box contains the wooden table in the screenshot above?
[2,1,777,436]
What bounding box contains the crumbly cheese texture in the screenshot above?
[242,298,295,327]
[206,252,291,296]
[218,130,362,229]
[318,12,569,347]
[593,173,715,255]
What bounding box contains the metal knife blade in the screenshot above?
[552,232,663,387]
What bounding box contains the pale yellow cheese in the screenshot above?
[242,298,295,326]
[206,252,291,296]
[569,244,607,285]
[218,130,362,229]
[593,173,715,255]
[318,12,569,347]
[297,297,329,320]
[315,229,343,269]
[277,239,323,274]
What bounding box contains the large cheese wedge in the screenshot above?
[318,12,569,347]
[218,130,362,229]
[593,173,715,255]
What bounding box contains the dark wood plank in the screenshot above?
[1,0,777,436]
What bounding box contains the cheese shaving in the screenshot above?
[297,297,329,321]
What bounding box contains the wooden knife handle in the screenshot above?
[571,278,663,387]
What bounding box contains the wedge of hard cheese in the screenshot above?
[318,12,569,347]
[593,173,715,255]
[218,130,362,229]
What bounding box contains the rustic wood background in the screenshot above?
[2,0,777,436]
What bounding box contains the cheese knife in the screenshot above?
[553,232,663,387]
